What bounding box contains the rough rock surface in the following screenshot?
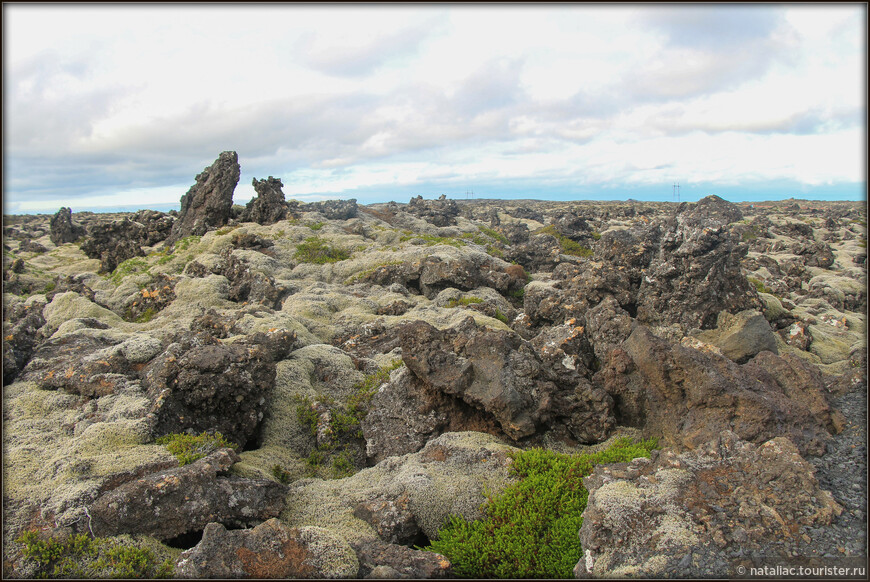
[304,198,359,220]
[176,519,358,578]
[142,329,297,448]
[406,194,460,227]
[80,218,147,273]
[594,326,841,455]
[242,176,288,225]
[49,207,86,245]
[2,299,46,385]
[576,432,844,578]
[691,309,778,364]
[88,449,286,540]
[395,317,613,443]
[165,151,240,246]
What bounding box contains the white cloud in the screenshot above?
[3,3,865,211]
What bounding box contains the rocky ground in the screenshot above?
[2,152,866,578]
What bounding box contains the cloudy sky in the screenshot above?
[3,3,866,213]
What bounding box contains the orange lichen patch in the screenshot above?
[236,537,317,578]
[5,334,14,342]
[64,366,76,379]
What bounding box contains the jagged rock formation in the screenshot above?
[80,217,147,273]
[49,207,86,245]
[241,177,288,225]
[165,151,240,246]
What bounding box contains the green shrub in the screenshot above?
[174,235,201,252]
[424,437,659,578]
[559,238,594,258]
[331,450,356,479]
[215,226,240,236]
[446,296,484,308]
[508,287,525,300]
[478,226,509,245]
[296,397,320,436]
[747,277,774,295]
[534,225,593,258]
[155,431,237,466]
[133,307,157,324]
[109,257,149,285]
[272,464,292,484]
[294,237,350,264]
[43,281,57,294]
[494,309,509,324]
[15,530,173,579]
[308,222,325,231]
[591,231,602,241]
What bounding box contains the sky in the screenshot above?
[3,3,867,214]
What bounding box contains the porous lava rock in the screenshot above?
[87,449,286,541]
[394,317,614,444]
[2,300,47,385]
[352,539,453,579]
[406,195,460,227]
[80,218,147,273]
[165,151,241,246]
[176,519,359,579]
[49,207,86,245]
[142,329,298,448]
[594,326,842,455]
[576,432,843,578]
[304,198,359,220]
[129,209,175,246]
[19,332,139,398]
[634,196,760,330]
[241,176,288,225]
[690,309,778,364]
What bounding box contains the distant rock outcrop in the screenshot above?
[241,176,288,225]
[49,207,85,245]
[165,151,240,246]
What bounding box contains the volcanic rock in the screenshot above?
[576,431,843,578]
[80,218,147,273]
[49,207,86,245]
[242,176,288,225]
[142,329,298,448]
[87,449,286,540]
[594,326,841,455]
[176,519,358,579]
[165,151,241,246]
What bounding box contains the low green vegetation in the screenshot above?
[294,237,351,264]
[478,225,509,245]
[534,225,594,258]
[109,257,149,286]
[215,226,240,236]
[399,232,466,248]
[307,221,325,231]
[174,235,201,252]
[272,464,292,484]
[747,276,775,295]
[14,530,173,578]
[424,437,659,578]
[294,361,404,478]
[446,296,484,309]
[155,431,237,466]
[494,309,509,324]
